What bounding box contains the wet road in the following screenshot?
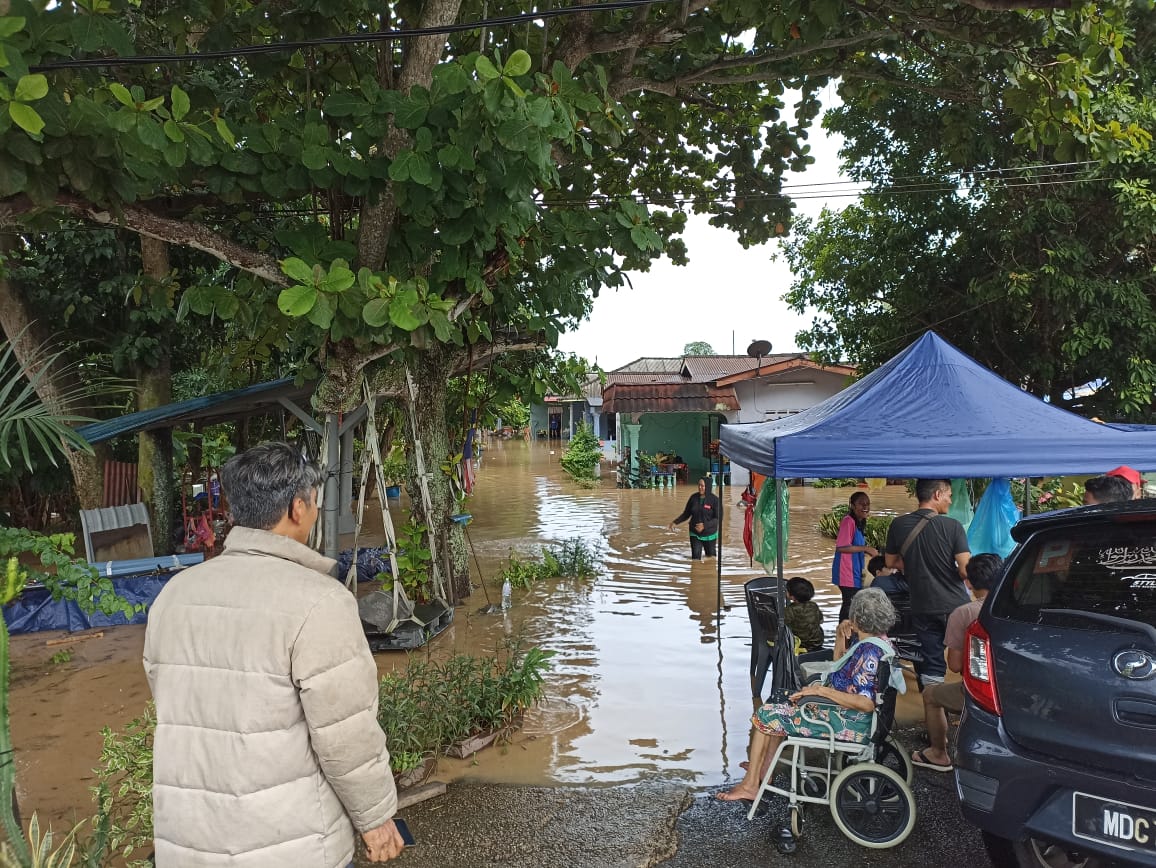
[9,439,924,828]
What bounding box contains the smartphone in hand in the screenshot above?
[393,818,415,847]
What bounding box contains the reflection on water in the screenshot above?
[9,439,920,827]
[412,440,916,791]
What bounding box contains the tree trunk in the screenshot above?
[404,346,470,603]
[136,237,175,554]
[0,233,106,509]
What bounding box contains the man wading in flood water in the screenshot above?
[144,442,405,867]
[670,477,722,560]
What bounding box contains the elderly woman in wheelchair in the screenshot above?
[719,588,916,848]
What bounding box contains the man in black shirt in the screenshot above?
[885,478,971,689]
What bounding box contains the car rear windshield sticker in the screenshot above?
[1098,547,1156,569]
[1124,573,1156,590]
[1034,540,1072,573]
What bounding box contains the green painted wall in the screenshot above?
[638,412,711,476]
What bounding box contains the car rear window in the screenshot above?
[993,521,1156,629]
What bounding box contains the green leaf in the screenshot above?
[362,297,391,327]
[438,144,462,168]
[0,158,27,197]
[504,49,532,77]
[135,117,167,151]
[277,284,318,317]
[476,56,501,81]
[497,118,534,151]
[0,44,27,79]
[433,62,471,95]
[322,91,369,118]
[138,96,165,112]
[429,310,451,342]
[393,96,428,129]
[109,82,135,108]
[302,145,328,170]
[307,293,335,329]
[13,74,47,103]
[0,17,26,39]
[171,85,190,121]
[281,257,315,284]
[163,119,184,142]
[390,289,428,330]
[8,102,43,135]
[318,264,355,294]
[213,116,235,148]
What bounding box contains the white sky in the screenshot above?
[557,116,850,370]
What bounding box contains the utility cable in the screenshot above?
[31,0,673,72]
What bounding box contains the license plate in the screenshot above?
[1073,792,1156,854]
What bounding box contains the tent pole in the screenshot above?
[716,499,723,622]
[1023,477,1031,516]
[774,477,786,651]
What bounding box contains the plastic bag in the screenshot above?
[967,478,1021,558]
[948,478,974,530]
[753,480,790,568]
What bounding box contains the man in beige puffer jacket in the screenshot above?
[144,442,405,867]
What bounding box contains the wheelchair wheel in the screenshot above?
[829,763,917,848]
[790,804,805,838]
[840,736,914,785]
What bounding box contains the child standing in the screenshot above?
[784,577,825,653]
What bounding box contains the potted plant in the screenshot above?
[381,443,407,499]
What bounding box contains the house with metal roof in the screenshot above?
[595,353,855,486]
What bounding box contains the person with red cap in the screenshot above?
[1106,465,1143,499]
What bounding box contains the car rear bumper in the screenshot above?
[956,701,1156,866]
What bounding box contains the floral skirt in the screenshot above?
[752,701,872,744]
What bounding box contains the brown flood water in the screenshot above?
[9,440,921,829]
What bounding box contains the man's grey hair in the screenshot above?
[849,587,898,635]
[220,442,324,530]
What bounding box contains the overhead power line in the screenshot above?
[31,0,673,72]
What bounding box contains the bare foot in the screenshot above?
[716,785,760,802]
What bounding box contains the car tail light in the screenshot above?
[963,619,1001,716]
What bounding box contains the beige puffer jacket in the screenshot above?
[143,527,396,868]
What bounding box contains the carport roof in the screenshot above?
[77,377,315,445]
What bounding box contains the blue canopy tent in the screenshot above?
[720,332,1156,479]
[718,332,1156,688]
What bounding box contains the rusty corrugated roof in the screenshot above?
[602,383,740,415]
[605,371,687,385]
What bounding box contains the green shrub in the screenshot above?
[88,704,155,868]
[811,478,861,488]
[818,504,893,551]
[495,538,601,589]
[560,422,601,485]
[378,641,554,770]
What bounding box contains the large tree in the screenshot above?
[0,0,1135,594]
[784,5,1155,418]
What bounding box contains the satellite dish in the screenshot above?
[746,339,772,358]
[746,339,772,381]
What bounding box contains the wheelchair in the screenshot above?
[745,657,917,849]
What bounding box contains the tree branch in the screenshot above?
[0,194,289,286]
[612,31,895,97]
[956,0,1070,8]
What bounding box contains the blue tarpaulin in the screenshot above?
[3,574,173,634]
[720,332,1156,479]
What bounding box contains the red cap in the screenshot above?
[1106,466,1142,486]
